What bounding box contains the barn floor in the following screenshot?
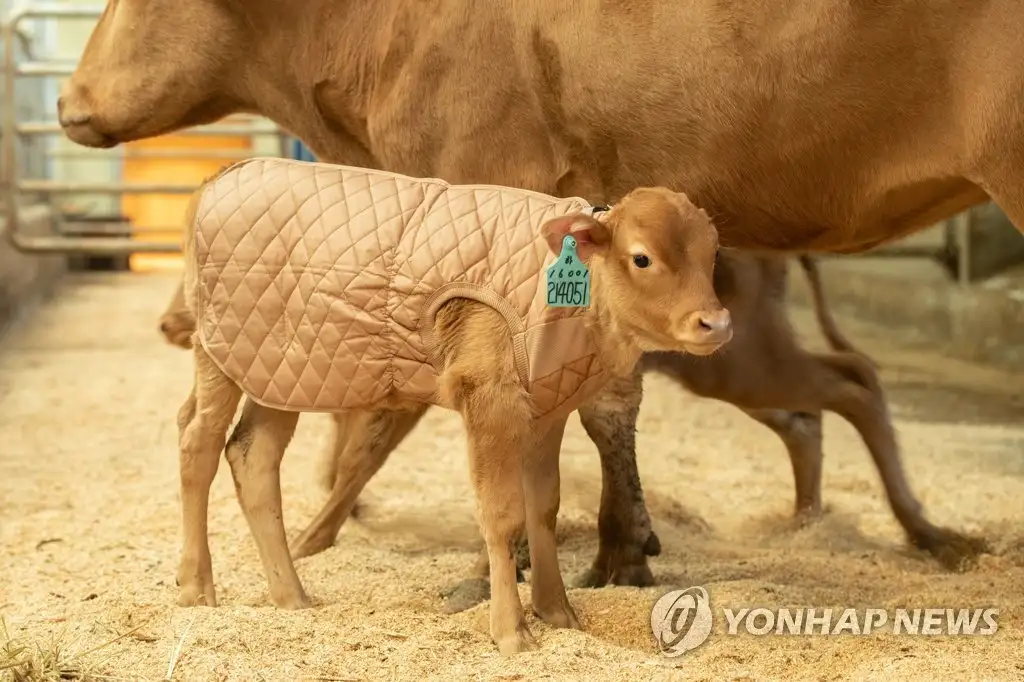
[1,270,1023,681]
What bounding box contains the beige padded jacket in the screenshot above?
[191,157,609,420]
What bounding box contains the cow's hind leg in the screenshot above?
[224,398,308,609]
[815,352,990,569]
[575,365,660,589]
[292,407,427,560]
[176,347,242,607]
[743,408,825,521]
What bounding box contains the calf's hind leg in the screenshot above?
[176,347,242,607]
[224,398,309,609]
[460,390,537,655]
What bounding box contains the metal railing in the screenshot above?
[1,2,290,255]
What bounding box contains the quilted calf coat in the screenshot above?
[189,157,611,420]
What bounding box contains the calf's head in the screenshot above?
[542,188,732,356]
[58,0,245,148]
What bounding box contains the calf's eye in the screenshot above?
[632,254,651,269]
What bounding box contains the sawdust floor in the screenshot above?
[1,271,1023,681]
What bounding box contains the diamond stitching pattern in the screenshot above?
[194,158,605,413]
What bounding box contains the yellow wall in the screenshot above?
[122,134,252,272]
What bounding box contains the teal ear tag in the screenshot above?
[545,234,591,308]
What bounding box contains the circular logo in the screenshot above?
[650,586,713,657]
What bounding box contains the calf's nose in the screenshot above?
[678,307,732,347]
[697,308,731,336]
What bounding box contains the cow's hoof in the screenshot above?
[911,525,991,572]
[643,531,662,556]
[291,525,337,560]
[158,311,194,349]
[574,556,655,589]
[441,578,491,614]
[793,505,824,527]
[514,538,532,571]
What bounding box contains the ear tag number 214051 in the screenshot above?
[545,235,590,308]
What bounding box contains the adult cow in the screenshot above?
[59,0,1020,594]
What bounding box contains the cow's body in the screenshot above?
[59,0,1024,249]
[61,0,1019,597]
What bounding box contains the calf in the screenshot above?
[160,244,982,586]
[298,250,986,614]
[174,157,729,656]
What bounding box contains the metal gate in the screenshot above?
[1,2,289,256]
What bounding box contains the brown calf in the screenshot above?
[159,246,984,602]
[175,177,729,656]
[65,0,1020,586]
[297,250,987,613]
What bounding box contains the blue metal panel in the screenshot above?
[289,138,316,162]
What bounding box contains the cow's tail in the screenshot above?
[798,255,870,360]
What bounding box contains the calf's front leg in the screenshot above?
[523,415,580,629]
[463,404,536,656]
[575,365,660,588]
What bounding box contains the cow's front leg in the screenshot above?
[575,364,659,588]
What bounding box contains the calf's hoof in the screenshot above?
[176,581,217,608]
[271,588,312,610]
[910,525,991,572]
[495,625,538,657]
[534,600,581,630]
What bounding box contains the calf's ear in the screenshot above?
[541,213,611,263]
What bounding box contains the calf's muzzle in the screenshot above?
[675,307,733,354]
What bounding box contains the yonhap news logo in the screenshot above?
[650,586,999,656]
[650,586,714,656]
